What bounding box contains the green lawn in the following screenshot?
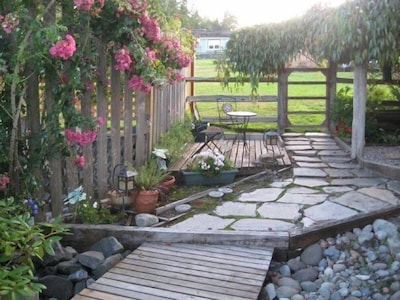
[192,59,355,130]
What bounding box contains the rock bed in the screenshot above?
[363,146,400,167]
[261,218,400,300]
[36,236,130,300]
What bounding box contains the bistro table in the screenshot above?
[226,111,257,148]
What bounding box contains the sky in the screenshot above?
[186,0,348,28]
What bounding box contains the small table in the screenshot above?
[226,111,257,148]
[193,126,225,155]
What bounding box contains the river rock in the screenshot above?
[300,243,322,266]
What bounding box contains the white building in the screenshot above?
[192,30,231,58]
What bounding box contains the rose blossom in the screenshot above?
[49,34,76,60]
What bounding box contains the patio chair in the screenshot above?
[217,96,237,128]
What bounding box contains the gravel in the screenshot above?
[363,146,400,167]
[261,218,400,300]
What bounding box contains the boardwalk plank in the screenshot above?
[74,242,274,300]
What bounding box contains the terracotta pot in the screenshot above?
[159,175,176,191]
[135,189,159,214]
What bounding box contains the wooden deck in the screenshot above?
[170,134,291,176]
[73,242,273,300]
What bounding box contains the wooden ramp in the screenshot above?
[73,242,274,300]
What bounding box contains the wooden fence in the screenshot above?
[38,72,187,218]
[186,67,338,132]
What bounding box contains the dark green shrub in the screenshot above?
[0,197,69,299]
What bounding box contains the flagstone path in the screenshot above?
[170,133,400,233]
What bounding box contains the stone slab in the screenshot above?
[330,178,387,187]
[322,186,354,194]
[294,177,329,187]
[293,168,327,178]
[278,193,328,205]
[358,187,400,205]
[258,203,302,221]
[312,145,340,150]
[293,150,318,156]
[285,140,311,145]
[320,156,353,163]
[214,202,257,217]
[318,150,349,156]
[170,214,235,231]
[351,169,378,178]
[230,219,296,232]
[286,187,319,194]
[331,191,392,212]
[238,188,284,202]
[286,145,313,151]
[329,163,360,169]
[291,156,322,163]
[296,162,329,168]
[388,180,400,195]
[323,168,355,178]
[304,201,358,222]
[269,180,293,188]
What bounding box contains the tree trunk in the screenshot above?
[351,63,367,159]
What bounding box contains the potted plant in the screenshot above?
[134,159,168,214]
[182,149,238,186]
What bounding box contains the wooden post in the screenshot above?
[123,76,134,165]
[135,90,150,167]
[110,63,121,167]
[326,62,337,132]
[351,63,367,159]
[277,68,289,133]
[96,41,109,198]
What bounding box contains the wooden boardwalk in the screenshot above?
[73,242,274,300]
[170,134,291,176]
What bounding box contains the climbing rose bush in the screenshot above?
[49,34,77,60]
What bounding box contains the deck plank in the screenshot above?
[169,136,291,175]
[73,242,273,300]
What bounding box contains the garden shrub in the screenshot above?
[0,197,69,299]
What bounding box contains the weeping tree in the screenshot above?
[304,0,400,159]
[223,17,306,95]
[224,0,400,159]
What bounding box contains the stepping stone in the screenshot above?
[358,187,400,205]
[291,156,322,163]
[214,202,257,217]
[331,191,392,213]
[324,168,355,178]
[230,219,296,232]
[318,150,349,156]
[286,145,313,151]
[312,145,340,150]
[286,187,319,194]
[293,168,327,178]
[304,201,358,221]
[320,156,352,163]
[293,150,318,156]
[351,169,378,178]
[304,132,331,138]
[170,214,235,231]
[258,203,302,221]
[238,188,284,202]
[330,178,387,187]
[269,180,293,188]
[329,163,360,169]
[296,162,328,168]
[285,140,311,145]
[294,177,329,187]
[388,180,400,195]
[278,193,328,205]
[322,186,354,194]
